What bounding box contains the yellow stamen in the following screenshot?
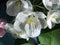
[27,16,35,25]
[52,15,57,19]
[15,1,22,8]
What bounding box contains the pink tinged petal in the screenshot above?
[0,25,5,29]
[0,24,6,38]
[0,29,6,38]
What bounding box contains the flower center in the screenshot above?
[15,0,22,8]
[52,15,57,19]
[27,16,35,25]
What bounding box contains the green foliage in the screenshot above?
[39,29,60,45]
[21,29,60,45]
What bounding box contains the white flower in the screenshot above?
[6,0,33,16]
[5,23,18,38]
[42,0,60,10]
[47,10,60,29]
[13,11,47,40]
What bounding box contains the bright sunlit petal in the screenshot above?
[47,18,52,29]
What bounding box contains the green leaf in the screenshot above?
[39,29,60,45]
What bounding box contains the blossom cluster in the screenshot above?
[4,0,60,40]
[43,0,60,29]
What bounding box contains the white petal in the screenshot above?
[47,19,52,29]
[35,12,46,19]
[42,0,60,10]
[14,20,22,32]
[39,18,47,29]
[51,18,58,23]
[6,0,22,16]
[48,10,60,23]
[21,0,33,11]
[6,0,33,16]
[14,21,29,39]
[24,17,41,37]
[46,10,60,29]
[16,12,28,23]
[51,11,60,23]
[30,19,41,37]
[25,24,30,37]
[56,18,60,23]
[5,24,15,34]
[32,21,41,37]
[6,1,15,8]
[42,0,52,10]
[5,23,18,38]
[19,32,29,40]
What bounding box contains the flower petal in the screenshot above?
[48,10,60,23]
[25,24,30,37]
[16,12,28,23]
[42,0,52,10]
[0,29,6,38]
[14,11,43,39]
[39,18,47,29]
[51,11,60,23]
[47,18,52,29]
[21,0,33,11]
[31,20,41,37]
[35,12,46,19]
[6,0,22,16]
[6,0,33,16]
[19,32,29,41]
[42,0,60,10]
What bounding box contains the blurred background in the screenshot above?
[0,0,60,45]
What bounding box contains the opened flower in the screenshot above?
[13,11,47,40]
[6,0,33,16]
[42,0,60,10]
[47,10,60,29]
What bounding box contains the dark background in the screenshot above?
[0,0,15,23]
